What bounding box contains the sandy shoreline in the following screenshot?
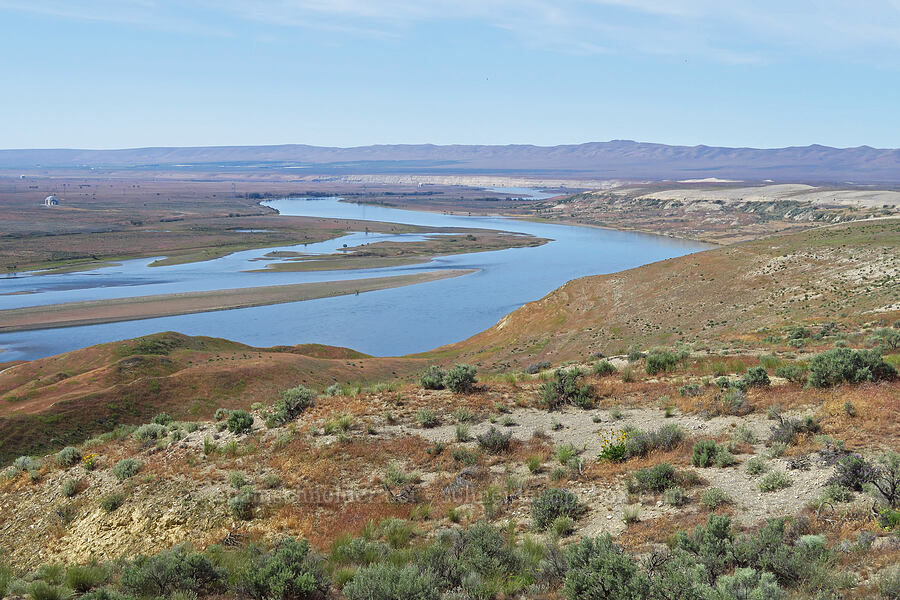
[0,269,475,333]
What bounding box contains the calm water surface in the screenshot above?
[0,197,710,361]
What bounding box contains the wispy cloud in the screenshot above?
[3,0,899,63]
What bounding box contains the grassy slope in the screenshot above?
[437,219,900,370]
[0,332,424,463]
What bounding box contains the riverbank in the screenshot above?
[0,269,475,332]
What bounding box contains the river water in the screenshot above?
[0,197,710,361]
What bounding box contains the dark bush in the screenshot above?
[645,350,678,375]
[445,364,477,393]
[768,415,819,446]
[774,364,807,384]
[343,563,438,600]
[64,564,107,593]
[121,545,223,597]
[540,368,594,410]
[743,366,770,388]
[678,383,701,397]
[593,361,617,376]
[828,454,876,491]
[246,537,329,600]
[526,361,552,375]
[627,463,678,493]
[227,410,254,434]
[419,366,446,390]
[476,427,511,453]
[564,535,650,600]
[808,348,896,387]
[152,412,173,426]
[531,488,587,530]
[692,440,718,468]
[100,492,125,512]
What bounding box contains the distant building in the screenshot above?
[44,195,59,206]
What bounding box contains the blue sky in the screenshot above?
[1,1,899,149]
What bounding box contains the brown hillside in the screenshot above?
[0,332,424,463]
[439,219,900,370]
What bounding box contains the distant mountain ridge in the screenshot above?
[2,140,899,183]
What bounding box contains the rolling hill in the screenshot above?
[3,141,900,183]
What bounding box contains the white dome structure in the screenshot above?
[44,195,59,206]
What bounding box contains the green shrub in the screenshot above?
[692,439,719,467]
[25,581,71,600]
[701,487,730,508]
[376,518,417,549]
[664,486,688,507]
[539,368,594,410]
[877,565,900,600]
[415,408,439,428]
[214,408,230,421]
[556,443,577,465]
[871,451,900,509]
[133,423,167,441]
[678,383,702,397]
[419,366,446,390]
[822,482,854,503]
[151,412,173,425]
[121,545,222,597]
[100,492,125,512]
[451,448,478,465]
[112,458,141,480]
[563,535,649,599]
[627,463,678,493]
[455,423,471,442]
[246,537,328,600]
[445,364,477,393]
[344,564,438,600]
[266,385,315,427]
[229,487,255,520]
[774,364,806,384]
[593,361,617,376]
[645,350,679,375]
[743,366,770,388]
[383,462,419,487]
[62,478,80,497]
[869,327,900,350]
[714,447,737,467]
[476,427,511,453]
[828,453,876,491]
[808,348,896,387]
[227,410,254,434]
[758,470,792,492]
[531,488,586,530]
[526,361,552,374]
[64,564,107,593]
[56,446,82,468]
[526,455,543,473]
[745,457,769,477]
[229,471,248,489]
[552,515,576,536]
[452,407,474,423]
[731,425,757,445]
